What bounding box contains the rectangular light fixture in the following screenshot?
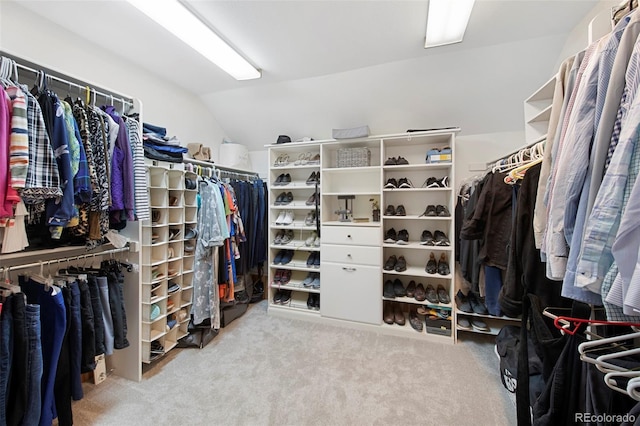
[425,0,476,48]
[128,0,261,80]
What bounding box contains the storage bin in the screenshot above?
[337,147,371,168]
[426,317,452,336]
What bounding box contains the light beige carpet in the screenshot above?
[71,301,515,425]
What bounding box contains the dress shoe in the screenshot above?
[421,230,434,245]
[384,228,397,243]
[384,157,397,165]
[409,308,423,332]
[281,192,293,205]
[396,229,409,245]
[383,302,394,324]
[393,279,406,297]
[437,285,450,304]
[394,255,407,272]
[305,192,318,206]
[281,174,292,185]
[383,255,397,271]
[419,205,437,217]
[306,171,318,185]
[393,303,405,326]
[383,280,395,298]
[385,205,396,216]
[414,283,426,301]
[274,174,285,186]
[406,280,416,298]
[425,284,438,304]
[395,205,406,216]
[274,192,286,205]
[437,253,450,275]
[425,252,437,274]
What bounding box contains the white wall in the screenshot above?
[0,1,227,159]
[201,34,566,153]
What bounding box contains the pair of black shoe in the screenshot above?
[420,230,450,246]
[274,192,293,205]
[422,176,449,188]
[383,255,407,272]
[273,173,292,186]
[383,228,409,244]
[307,293,320,309]
[306,252,320,268]
[425,252,450,276]
[383,279,408,298]
[384,178,412,189]
[274,250,294,265]
[419,204,450,217]
[385,204,406,216]
[273,289,292,304]
[455,290,488,314]
[306,171,320,185]
[384,156,409,166]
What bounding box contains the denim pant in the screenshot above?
[87,275,105,356]
[67,281,83,401]
[23,304,43,426]
[78,279,96,373]
[484,266,503,317]
[7,293,28,426]
[0,294,14,426]
[106,271,129,350]
[97,276,115,355]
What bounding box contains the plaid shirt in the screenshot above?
[19,85,62,204]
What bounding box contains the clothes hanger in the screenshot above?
[603,371,640,397]
[627,375,640,400]
[594,346,640,373]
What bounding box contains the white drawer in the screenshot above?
[321,244,380,266]
[321,226,380,246]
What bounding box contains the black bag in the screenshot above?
[496,325,544,400]
[276,135,291,144]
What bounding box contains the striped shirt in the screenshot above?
[124,117,150,221]
[5,85,28,189]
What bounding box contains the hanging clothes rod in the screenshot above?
[0,53,134,107]
[485,135,546,170]
[183,157,259,180]
[0,246,131,274]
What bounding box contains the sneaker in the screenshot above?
[457,316,472,330]
[384,178,398,189]
[385,205,396,216]
[395,205,406,216]
[184,228,198,240]
[422,177,440,188]
[396,229,409,245]
[384,228,397,243]
[438,176,449,188]
[306,252,316,267]
[306,171,318,185]
[468,291,489,315]
[304,211,316,226]
[471,318,490,331]
[307,293,315,309]
[420,205,437,217]
[280,290,292,304]
[394,255,407,272]
[274,230,285,244]
[396,156,409,165]
[434,230,450,246]
[383,255,397,271]
[383,280,395,298]
[302,272,315,287]
[281,230,294,245]
[420,230,434,245]
[305,231,318,247]
[168,282,181,294]
[311,275,320,289]
[398,178,412,188]
[436,205,451,217]
[384,157,397,166]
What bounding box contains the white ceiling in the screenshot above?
[13,0,602,97]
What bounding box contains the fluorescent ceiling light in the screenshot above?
[425,0,475,48]
[128,0,261,80]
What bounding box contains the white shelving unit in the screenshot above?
[523,74,557,144]
[266,129,460,343]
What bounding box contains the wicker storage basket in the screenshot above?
[337,147,371,168]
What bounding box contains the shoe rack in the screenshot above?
[268,145,322,315]
[140,165,196,363]
[266,129,459,343]
[380,133,456,342]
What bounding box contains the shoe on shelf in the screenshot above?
[307,293,315,309]
[420,230,435,246]
[311,274,321,289]
[385,205,396,216]
[281,250,294,265]
[383,280,395,298]
[434,230,450,246]
[305,231,318,247]
[304,211,316,226]
[313,235,320,247]
[406,280,416,298]
[414,283,426,302]
[384,178,398,189]
[398,178,413,188]
[420,205,437,217]
[437,309,450,320]
[437,285,450,304]
[306,252,316,267]
[395,205,406,216]
[273,269,283,283]
[425,252,437,274]
[468,291,489,315]
[274,290,283,304]
[302,272,314,287]
[457,316,472,330]
[281,192,293,205]
[305,192,318,206]
[282,211,294,225]
[409,308,423,332]
[280,290,292,305]
[393,303,405,326]
[438,176,449,188]
[281,174,292,186]
[455,290,473,313]
[169,228,182,241]
[184,228,198,240]
[273,174,284,186]
[437,254,450,276]
[396,229,409,245]
[393,279,406,297]
[471,318,490,331]
[313,293,320,309]
[422,177,440,188]
[275,211,286,225]
[436,205,451,217]
[384,157,397,166]
[152,210,161,225]
[394,255,407,272]
[168,282,181,294]
[306,171,317,185]
[425,284,438,304]
[281,230,294,245]
[383,302,395,324]
[384,228,397,243]
[280,270,292,284]
[383,255,397,271]
[313,252,320,268]
[396,156,409,165]
[150,303,161,321]
[274,192,286,205]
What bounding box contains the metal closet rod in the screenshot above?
[183,157,259,180]
[3,55,134,108]
[0,246,131,273]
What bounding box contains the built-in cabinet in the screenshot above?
[267,129,458,343]
[140,165,196,363]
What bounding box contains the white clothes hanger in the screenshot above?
[603,371,640,397]
[578,331,640,371]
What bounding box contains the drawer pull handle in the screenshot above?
[347,254,352,257]
[347,235,352,238]
[342,267,356,272]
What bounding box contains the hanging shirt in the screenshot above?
[124,117,150,221]
[0,87,13,218]
[104,106,134,221]
[5,85,29,189]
